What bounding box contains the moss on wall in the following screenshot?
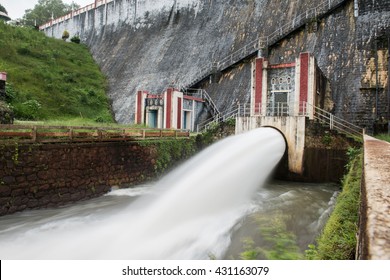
[138,138,197,175]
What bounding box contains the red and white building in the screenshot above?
[135,87,205,131]
[251,52,329,118]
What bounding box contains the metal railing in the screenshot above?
[306,103,364,138]
[0,124,190,144]
[197,100,364,139]
[184,88,221,119]
[266,102,290,117]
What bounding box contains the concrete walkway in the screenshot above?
[359,135,390,259]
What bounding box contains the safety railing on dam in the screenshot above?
[306,103,364,138]
[0,124,190,144]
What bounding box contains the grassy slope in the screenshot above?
[0,21,113,123]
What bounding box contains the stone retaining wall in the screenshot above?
[0,139,194,216]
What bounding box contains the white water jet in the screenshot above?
[0,127,285,259]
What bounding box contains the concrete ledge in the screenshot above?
[359,135,390,259]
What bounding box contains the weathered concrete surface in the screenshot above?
[360,135,390,259]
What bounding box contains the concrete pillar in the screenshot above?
[164,88,173,129]
[164,88,184,129]
[254,58,264,114]
[177,97,182,129]
[251,57,268,116]
[299,52,310,112]
[135,90,148,124]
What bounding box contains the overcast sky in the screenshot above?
[1,0,94,20]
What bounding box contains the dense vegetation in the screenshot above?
[0,21,113,123]
[22,0,79,27]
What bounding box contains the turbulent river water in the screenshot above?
[0,128,338,259]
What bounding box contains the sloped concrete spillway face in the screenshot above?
[0,128,285,259]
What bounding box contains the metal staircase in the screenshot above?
[305,103,364,138]
[184,88,220,117]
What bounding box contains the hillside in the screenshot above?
[0,21,113,123]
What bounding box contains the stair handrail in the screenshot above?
[306,102,364,138]
[197,105,240,132]
[199,89,221,118]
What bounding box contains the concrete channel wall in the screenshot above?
[0,139,194,216]
[358,136,390,259]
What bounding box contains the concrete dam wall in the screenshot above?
[41,0,390,130]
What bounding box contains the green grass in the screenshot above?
[305,148,362,259]
[0,22,113,123]
[15,118,125,128]
[376,134,390,143]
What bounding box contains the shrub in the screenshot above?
[13,99,42,120]
[70,35,81,44]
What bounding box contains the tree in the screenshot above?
[62,30,70,41]
[22,0,80,26]
[0,4,8,15]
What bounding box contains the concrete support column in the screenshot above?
[252,58,268,115]
[164,88,173,129]
[135,90,148,124]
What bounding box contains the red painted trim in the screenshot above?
[184,95,204,102]
[166,88,173,129]
[177,97,182,129]
[255,58,263,114]
[299,53,309,113]
[136,91,143,124]
[269,62,296,69]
